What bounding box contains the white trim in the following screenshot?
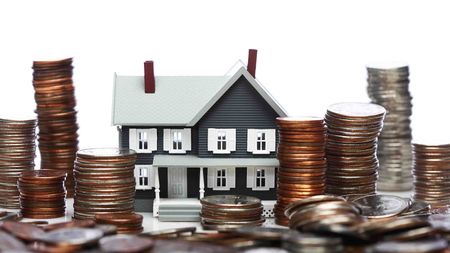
[130,128,157,153]
[248,167,275,191]
[135,165,154,190]
[209,167,236,191]
[208,128,235,154]
[164,128,191,154]
[247,129,276,154]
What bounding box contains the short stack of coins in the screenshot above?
[74,148,137,220]
[95,213,144,234]
[18,170,67,219]
[275,117,327,226]
[367,65,413,191]
[412,143,450,208]
[32,58,79,197]
[0,118,36,209]
[325,102,386,196]
[200,195,264,230]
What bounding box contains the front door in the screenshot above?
[168,167,187,198]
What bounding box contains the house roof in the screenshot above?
[152,155,279,167]
[112,67,288,126]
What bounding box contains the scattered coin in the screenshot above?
[0,230,27,251]
[140,227,196,238]
[39,227,104,246]
[95,213,143,234]
[353,194,409,219]
[372,238,448,253]
[367,64,413,191]
[0,220,45,241]
[99,234,154,253]
[282,231,344,253]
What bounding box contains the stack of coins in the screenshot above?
[95,213,144,234]
[200,195,264,230]
[325,102,386,196]
[412,143,450,208]
[18,170,67,218]
[367,65,413,191]
[285,195,363,231]
[74,148,137,220]
[282,231,344,253]
[0,118,36,209]
[275,117,327,226]
[32,58,79,197]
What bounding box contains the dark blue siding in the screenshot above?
[197,75,280,158]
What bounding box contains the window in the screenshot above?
[255,168,266,188]
[135,165,153,190]
[138,130,148,150]
[217,131,227,151]
[246,167,275,191]
[138,167,149,187]
[216,168,227,188]
[172,131,182,150]
[256,132,266,151]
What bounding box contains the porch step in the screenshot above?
[157,198,201,222]
[158,214,200,222]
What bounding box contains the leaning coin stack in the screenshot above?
[0,118,36,209]
[275,117,327,226]
[32,58,79,197]
[412,143,450,208]
[325,102,386,196]
[367,65,413,191]
[200,195,264,230]
[285,195,363,231]
[18,170,67,218]
[74,148,137,220]
[282,231,344,253]
[95,213,144,234]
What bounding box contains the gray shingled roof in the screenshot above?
[112,67,287,126]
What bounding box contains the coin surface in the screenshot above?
[95,213,143,234]
[99,234,154,253]
[353,194,409,218]
[40,227,104,246]
[372,238,448,253]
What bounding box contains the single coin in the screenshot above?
[353,194,409,218]
[39,227,103,246]
[99,234,154,253]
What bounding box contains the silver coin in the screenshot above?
[353,194,409,218]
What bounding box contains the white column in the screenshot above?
[199,167,205,199]
[153,166,160,217]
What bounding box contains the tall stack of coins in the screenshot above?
[74,148,137,220]
[0,118,36,209]
[325,102,386,196]
[412,143,450,208]
[18,170,67,218]
[32,58,79,197]
[95,213,144,234]
[367,65,413,191]
[275,117,327,226]
[200,195,264,230]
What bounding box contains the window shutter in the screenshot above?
[163,129,171,151]
[267,167,275,188]
[147,129,157,152]
[207,129,216,152]
[207,168,214,188]
[247,129,256,152]
[227,168,235,188]
[267,129,276,152]
[228,129,236,152]
[246,167,255,188]
[184,128,191,151]
[129,128,137,151]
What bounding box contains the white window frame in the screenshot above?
[163,128,191,154]
[208,128,236,154]
[217,131,227,151]
[215,168,227,189]
[247,129,276,154]
[247,167,275,191]
[207,167,236,191]
[254,168,269,190]
[256,131,267,152]
[135,165,154,190]
[129,128,157,153]
[172,130,183,151]
[138,130,149,151]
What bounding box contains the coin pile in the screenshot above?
[18,170,67,219]
[352,194,409,219]
[200,195,264,230]
[325,102,386,196]
[0,118,36,209]
[367,65,413,191]
[73,148,137,220]
[372,238,448,253]
[285,195,363,231]
[95,213,144,234]
[282,231,344,253]
[275,117,327,226]
[412,143,450,208]
[32,58,79,197]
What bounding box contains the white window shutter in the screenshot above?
[228,129,236,152]
[184,128,191,151]
[267,167,275,188]
[207,168,214,188]
[267,129,276,152]
[207,129,216,152]
[246,167,255,188]
[227,168,235,188]
[129,129,137,151]
[163,129,171,151]
[247,129,256,152]
[147,129,157,152]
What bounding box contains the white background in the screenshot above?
[0,0,449,151]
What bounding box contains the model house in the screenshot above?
[112,50,287,220]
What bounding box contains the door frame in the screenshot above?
[167,167,187,198]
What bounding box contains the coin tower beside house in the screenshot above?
[112,50,288,221]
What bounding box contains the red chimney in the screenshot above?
[247,49,257,78]
[144,61,155,93]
